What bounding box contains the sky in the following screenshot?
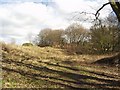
[0,0,112,44]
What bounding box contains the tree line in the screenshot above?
[34,13,120,54]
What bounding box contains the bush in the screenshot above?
[22,43,33,46]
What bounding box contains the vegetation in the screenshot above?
[22,43,33,46]
[36,28,64,47]
[1,43,120,89]
[90,14,120,54]
[35,14,120,54]
[1,0,120,89]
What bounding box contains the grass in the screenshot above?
[1,43,120,89]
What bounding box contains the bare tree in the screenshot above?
[36,28,64,47]
[64,23,88,44]
[93,0,120,65]
[37,28,52,46]
[95,0,120,22]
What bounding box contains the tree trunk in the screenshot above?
[109,0,120,66]
[109,1,120,22]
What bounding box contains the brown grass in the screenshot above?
[1,43,120,89]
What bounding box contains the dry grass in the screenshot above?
[1,43,120,89]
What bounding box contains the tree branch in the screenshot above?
[95,2,110,19]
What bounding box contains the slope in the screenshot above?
[1,43,120,89]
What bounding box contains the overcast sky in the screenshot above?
[0,0,112,44]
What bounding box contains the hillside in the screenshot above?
[1,43,120,89]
